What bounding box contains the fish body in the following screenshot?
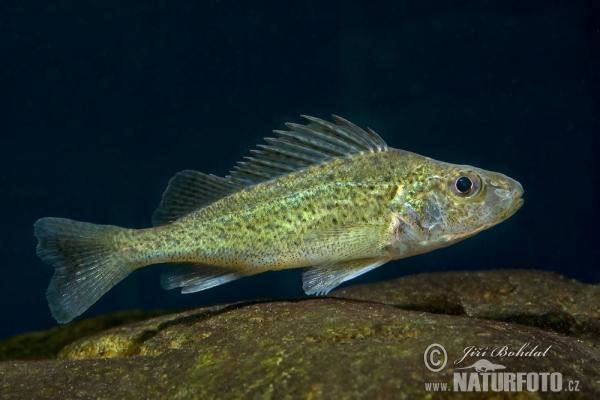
[35,116,523,323]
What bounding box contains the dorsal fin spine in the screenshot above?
[250,151,307,170]
[275,130,347,156]
[288,122,358,149]
[298,118,366,151]
[266,136,332,162]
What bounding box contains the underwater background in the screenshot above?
[1,0,598,340]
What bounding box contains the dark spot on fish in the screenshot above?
[332,218,338,224]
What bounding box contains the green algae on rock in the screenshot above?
[0,310,171,361]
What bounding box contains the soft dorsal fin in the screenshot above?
[227,115,388,185]
[153,116,388,225]
[152,170,245,226]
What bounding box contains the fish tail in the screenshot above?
[34,217,134,324]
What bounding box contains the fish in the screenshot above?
[34,115,524,323]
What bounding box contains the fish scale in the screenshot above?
[34,115,523,323]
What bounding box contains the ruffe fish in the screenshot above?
[35,115,524,323]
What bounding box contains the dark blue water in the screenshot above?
[1,1,598,340]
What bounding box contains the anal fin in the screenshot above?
[161,263,247,294]
[302,258,388,295]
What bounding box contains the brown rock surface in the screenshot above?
[331,269,600,343]
[0,270,598,399]
[0,310,170,361]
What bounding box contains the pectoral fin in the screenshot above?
[302,223,390,295]
[304,224,390,267]
[302,258,388,295]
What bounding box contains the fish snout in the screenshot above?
[480,173,524,221]
[509,180,524,200]
[488,174,524,204]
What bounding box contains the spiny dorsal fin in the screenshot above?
[152,170,245,226]
[153,116,388,225]
[228,115,388,185]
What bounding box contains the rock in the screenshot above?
[1,270,599,398]
[0,310,171,361]
[331,269,600,343]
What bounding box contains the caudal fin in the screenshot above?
[34,218,134,324]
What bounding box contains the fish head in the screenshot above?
[390,161,523,256]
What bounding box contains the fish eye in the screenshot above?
[455,176,472,194]
[450,172,481,197]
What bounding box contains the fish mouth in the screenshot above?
[508,197,524,216]
[482,189,524,230]
[500,179,524,218]
[499,190,524,222]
